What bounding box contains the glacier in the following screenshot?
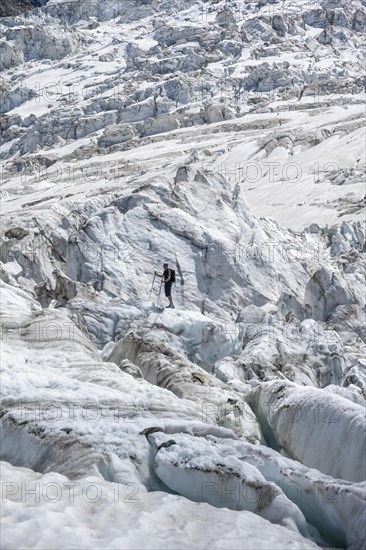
[0,0,365,548]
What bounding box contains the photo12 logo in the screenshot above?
[202,160,339,186]
[1,480,141,505]
[16,158,141,188]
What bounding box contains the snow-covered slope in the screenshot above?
[1,0,365,227]
[1,1,365,549]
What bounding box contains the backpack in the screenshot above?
[170,268,176,283]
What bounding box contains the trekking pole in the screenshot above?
[157,277,163,307]
[148,273,156,301]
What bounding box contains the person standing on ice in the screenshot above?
[155,262,175,309]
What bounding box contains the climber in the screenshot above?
[155,262,175,309]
